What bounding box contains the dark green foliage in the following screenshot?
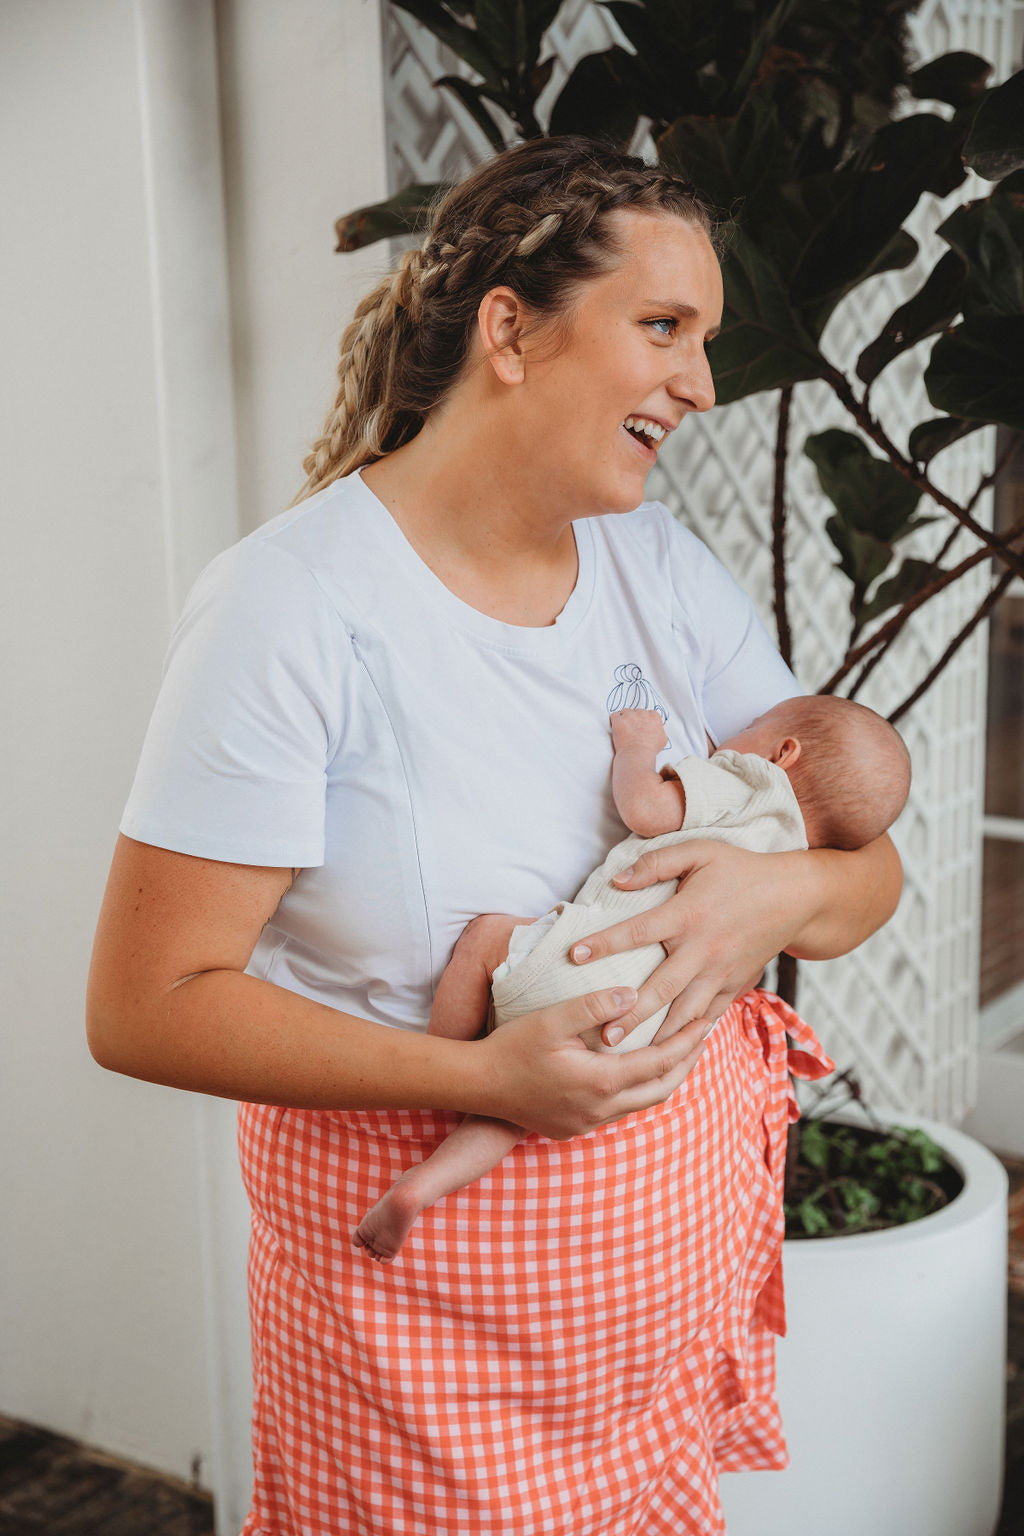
[332,1,1024,734]
[963,67,1024,180]
[805,430,937,637]
[785,1118,961,1239]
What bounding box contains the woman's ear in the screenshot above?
[773,736,802,770]
[477,287,529,384]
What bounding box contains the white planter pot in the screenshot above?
[719,1116,1008,1536]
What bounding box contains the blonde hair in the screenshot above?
[296,136,719,501]
[771,695,911,851]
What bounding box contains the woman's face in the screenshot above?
[516,210,723,518]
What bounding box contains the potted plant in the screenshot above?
[340,3,1019,1526]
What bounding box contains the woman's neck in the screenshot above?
[361,425,580,628]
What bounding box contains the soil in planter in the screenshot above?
[784,1119,965,1240]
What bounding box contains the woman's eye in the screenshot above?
[645,317,676,337]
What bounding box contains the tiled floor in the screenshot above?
[3,1164,1023,1535]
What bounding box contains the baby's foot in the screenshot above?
[352,1172,427,1264]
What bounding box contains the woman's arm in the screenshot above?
[87,836,709,1138]
[569,833,901,1041]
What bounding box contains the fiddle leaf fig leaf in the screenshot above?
[859,557,942,625]
[856,249,966,384]
[925,316,1024,429]
[335,184,444,252]
[805,429,922,540]
[708,227,827,404]
[792,115,966,324]
[907,415,984,464]
[909,51,991,109]
[391,0,500,84]
[937,177,1024,317]
[474,0,524,71]
[436,76,507,151]
[825,516,893,591]
[548,47,642,141]
[963,68,1024,181]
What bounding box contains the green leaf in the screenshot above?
[524,0,563,49]
[548,47,641,142]
[794,1192,832,1236]
[937,182,1024,318]
[964,68,1024,181]
[909,51,991,109]
[603,0,718,126]
[825,517,892,591]
[792,115,966,321]
[660,93,795,214]
[436,75,507,151]
[926,316,1024,429]
[856,249,966,385]
[908,416,984,464]
[707,227,827,404]
[805,428,922,540]
[474,0,520,71]
[391,0,500,83]
[335,184,444,252]
[800,1120,830,1170]
[858,557,941,626]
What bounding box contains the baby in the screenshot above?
[354,693,911,1262]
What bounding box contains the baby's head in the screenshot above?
[718,695,910,850]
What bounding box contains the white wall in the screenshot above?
[1,0,388,1525]
[217,0,393,531]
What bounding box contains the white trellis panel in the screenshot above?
[383,0,1024,1120]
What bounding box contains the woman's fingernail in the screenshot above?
[613,864,635,883]
[605,1025,625,1046]
[611,988,636,1009]
[700,1020,716,1041]
[572,943,591,962]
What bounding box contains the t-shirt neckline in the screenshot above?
[352,469,595,652]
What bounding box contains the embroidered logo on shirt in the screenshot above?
[606,663,668,722]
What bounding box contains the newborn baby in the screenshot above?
[354,693,911,1262]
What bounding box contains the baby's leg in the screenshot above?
[353,1114,522,1263]
[428,912,530,1039]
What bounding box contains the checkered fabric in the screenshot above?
[239,991,833,1535]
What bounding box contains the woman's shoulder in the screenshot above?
[186,475,385,631]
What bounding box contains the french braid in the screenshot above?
[296,137,719,501]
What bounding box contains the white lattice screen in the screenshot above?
[384,0,1024,1119]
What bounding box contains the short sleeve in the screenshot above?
[120,537,350,867]
[662,509,802,744]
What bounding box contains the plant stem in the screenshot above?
[889,567,1016,724]
[822,363,1024,581]
[773,386,794,666]
[821,513,1024,695]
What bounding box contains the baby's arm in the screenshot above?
[610,710,687,838]
[428,913,532,1039]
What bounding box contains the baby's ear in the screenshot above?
[773,735,801,769]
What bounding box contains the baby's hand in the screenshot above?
[610,709,668,754]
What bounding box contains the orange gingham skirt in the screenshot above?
[238,991,832,1536]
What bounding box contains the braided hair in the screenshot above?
[297,137,718,501]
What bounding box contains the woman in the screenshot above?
[87,137,900,1534]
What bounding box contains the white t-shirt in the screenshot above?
[121,471,799,1033]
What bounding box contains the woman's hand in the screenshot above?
[474,986,710,1140]
[568,835,901,1044]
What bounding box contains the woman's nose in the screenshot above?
[668,350,716,414]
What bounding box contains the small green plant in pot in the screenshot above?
[783,1069,965,1239]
